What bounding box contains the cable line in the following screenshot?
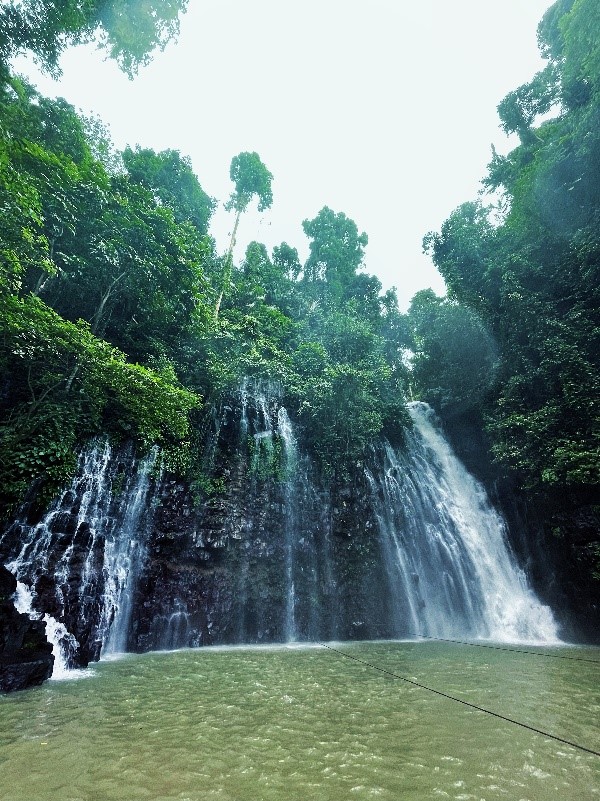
[409,633,600,664]
[317,642,600,758]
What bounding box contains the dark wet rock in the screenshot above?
[0,566,54,692]
[1,387,597,675]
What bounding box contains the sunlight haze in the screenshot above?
[14,0,553,309]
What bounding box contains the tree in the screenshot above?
[47,174,213,364]
[0,292,200,516]
[214,152,273,317]
[425,0,600,498]
[122,146,214,234]
[423,202,498,320]
[496,65,560,146]
[407,290,498,418]
[272,242,302,282]
[0,145,51,294]
[0,82,111,299]
[0,0,189,77]
[302,207,368,301]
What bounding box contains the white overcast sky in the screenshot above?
[15,0,553,310]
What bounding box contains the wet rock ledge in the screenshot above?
[0,565,54,692]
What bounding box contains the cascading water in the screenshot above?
[0,441,161,672]
[367,402,559,643]
[1,389,560,675]
[11,580,75,679]
[277,405,299,642]
[226,379,336,644]
[143,384,556,648]
[238,379,302,641]
[101,447,160,655]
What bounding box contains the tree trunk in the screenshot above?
[32,237,58,296]
[214,207,242,319]
[91,271,126,335]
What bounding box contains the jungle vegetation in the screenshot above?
[0,1,413,511]
[419,0,600,593]
[0,0,597,596]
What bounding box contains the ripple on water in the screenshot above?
[0,641,598,801]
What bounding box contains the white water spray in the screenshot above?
[369,402,559,643]
[2,440,161,672]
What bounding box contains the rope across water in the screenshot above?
[410,633,600,664]
[317,641,600,758]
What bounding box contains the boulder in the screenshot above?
[0,565,54,692]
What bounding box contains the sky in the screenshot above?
[14,0,554,310]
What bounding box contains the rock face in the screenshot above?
[131,391,393,650]
[0,565,54,692]
[0,388,397,666]
[525,497,600,643]
[0,387,573,677]
[132,473,391,650]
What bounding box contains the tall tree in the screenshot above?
[215,151,273,318]
[302,207,368,301]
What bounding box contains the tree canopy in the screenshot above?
[0,62,416,512]
[0,0,189,76]
[424,0,600,493]
[226,151,274,215]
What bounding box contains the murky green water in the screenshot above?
[0,640,598,801]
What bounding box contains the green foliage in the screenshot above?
[407,290,498,418]
[293,365,385,478]
[302,206,368,295]
[123,146,214,234]
[423,202,498,317]
[497,65,560,144]
[188,474,225,506]
[0,0,189,77]
[226,151,273,214]
[272,242,302,281]
[0,152,50,293]
[197,306,295,396]
[0,292,200,515]
[0,79,216,372]
[0,404,78,513]
[247,433,286,481]
[0,56,414,508]
[159,440,193,475]
[425,0,600,496]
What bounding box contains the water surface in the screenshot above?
[1,640,598,801]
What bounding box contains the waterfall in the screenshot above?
[1,441,161,672]
[226,379,335,644]
[238,379,301,641]
[368,402,559,643]
[1,392,560,670]
[101,447,160,655]
[12,580,75,679]
[278,405,298,642]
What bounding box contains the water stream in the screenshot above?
[368,402,559,643]
[101,447,159,655]
[1,441,160,669]
[1,391,559,676]
[235,379,335,643]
